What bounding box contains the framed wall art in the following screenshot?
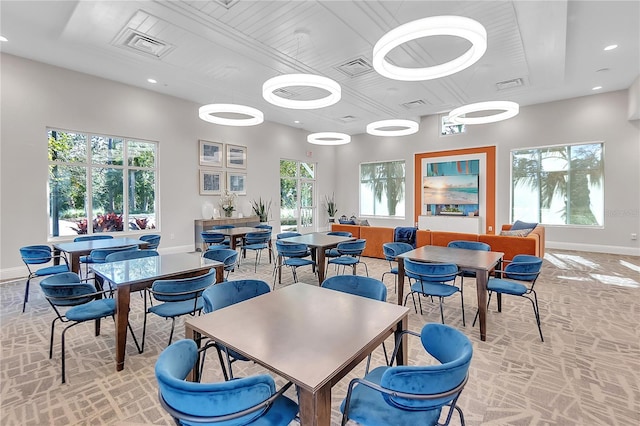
[227,172,247,195]
[199,169,224,195]
[226,144,247,169]
[199,140,224,167]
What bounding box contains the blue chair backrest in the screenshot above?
[245,232,270,245]
[155,339,276,423]
[20,245,54,265]
[322,275,387,302]
[73,235,113,242]
[404,259,459,283]
[336,239,366,256]
[275,241,309,258]
[152,269,217,303]
[213,225,235,230]
[202,279,270,313]
[40,272,97,307]
[447,240,490,251]
[380,323,473,410]
[89,245,139,263]
[394,227,417,248]
[202,249,238,271]
[140,234,161,249]
[382,242,414,262]
[327,231,352,237]
[201,232,226,244]
[255,224,273,230]
[277,232,301,239]
[105,249,158,263]
[504,255,542,281]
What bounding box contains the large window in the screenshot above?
[48,129,158,237]
[511,142,604,226]
[280,159,316,232]
[360,160,405,217]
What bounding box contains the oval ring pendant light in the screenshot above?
[448,101,519,124]
[199,104,264,126]
[307,132,351,145]
[366,119,419,136]
[373,15,487,81]
[263,74,341,109]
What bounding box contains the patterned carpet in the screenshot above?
[1,249,638,425]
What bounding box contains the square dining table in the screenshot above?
[52,237,148,274]
[185,283,409,426]
[277,232,355,284]
[396,245,504,350]
[91,252,224,371]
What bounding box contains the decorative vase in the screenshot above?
[224,210,233,218]
[328,217,335,223]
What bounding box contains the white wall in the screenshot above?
[0,54,337,279]
[337,91,640,255]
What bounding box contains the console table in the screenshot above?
[194,216,260,251]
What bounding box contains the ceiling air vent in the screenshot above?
[401,99,427,109]
[215,0,239,9]
[335,57,374,77]
[113,29,174,59]
[337,115,357,123]
[496,78,524,91]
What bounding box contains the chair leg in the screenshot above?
[167,317,176,346]
[460,290,466,327]
[60,322,81,384]
[527,292,544,342]
[22,276,32,313]
[439,297,445,324]
[472,291,493,327]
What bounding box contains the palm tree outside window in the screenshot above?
[360,160,405,217]
[511,142,604,226]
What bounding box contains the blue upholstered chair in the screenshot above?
[73,234,113,242]
[403,259,464,326]
[273,241,316,289]
[393,226,417,248]
[79,245,138,279]
[325,231,353,261]
[213,224,235,246]
[139,234,161,249]
[447,240,491,288]
[201,279,270,380]
[340,323,473,426]
[381,242,414,294]
[240,231,272,272]
[473,254,544,341]
[322,275,389,370]
[201,231,228,250]
[202,248,238,280]
[327,239,368,277]
[276,232,312,260]
[140,269,217,352]
[39,272,141,383]
[155,339,298,425]
[104,249,159,262]
[19,245,70,312]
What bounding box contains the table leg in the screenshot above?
[316,247,326,284]
[115,285,131,371]
[214,265,224,284]
[185,322,201,382]
[69,253,81,275]
[396,259,408,365]
[298,384,331,426]
[394,315,408,366]
[53,248,61,266]
[476,269,488,341]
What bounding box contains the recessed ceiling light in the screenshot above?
[592,86,603,91]
[0,36,8,42]
[604,44,618,51]
[147,78,157,84]
[294,120,301,124]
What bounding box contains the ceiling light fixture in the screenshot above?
[448,101,519,125]
[199,104,264,126]
[263,74,341,109]
[592,86,602,91]
[0,36,8,42]
[604,44,618,51]
[372,15,487,81]
[307,132,351,145]
[147,78,157,84]
[366,119,419,136]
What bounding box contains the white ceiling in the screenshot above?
[1,0,638,135]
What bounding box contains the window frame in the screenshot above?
[47,127,159,239]
[510,141,604,228]
[359,159,406,219]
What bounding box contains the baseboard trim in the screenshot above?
[547,241,640,256]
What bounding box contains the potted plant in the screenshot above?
[251,197,272,223]
[219,190,237,218]
[325,193,337,222]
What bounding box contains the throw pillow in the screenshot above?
[512,220,538,231]
[500,228,534,237]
